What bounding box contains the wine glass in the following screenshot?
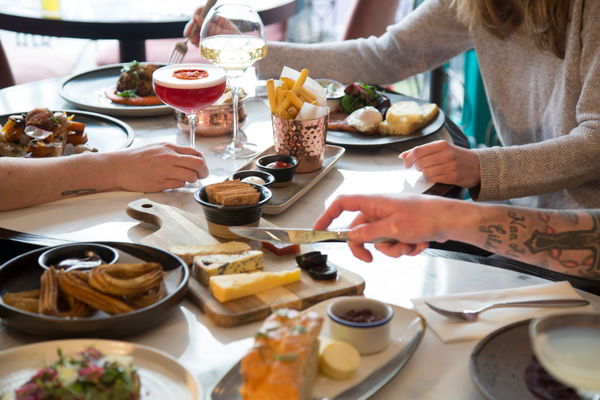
[530,313,600,400]
[200,3,267,159]
[152,63,226,188]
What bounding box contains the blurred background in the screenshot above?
[0,0,495,148]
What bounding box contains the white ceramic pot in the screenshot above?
[327,297,394,355]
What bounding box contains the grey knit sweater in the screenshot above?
[257,0,600,209]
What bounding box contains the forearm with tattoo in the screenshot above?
[476,208,600,280]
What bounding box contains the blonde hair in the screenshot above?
[453,0,571,58]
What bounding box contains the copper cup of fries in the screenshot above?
[271,113,328,173]
[267,68,329,173]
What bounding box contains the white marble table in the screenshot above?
[3,78,594,400]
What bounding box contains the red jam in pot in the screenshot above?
[338,308,383,323]
[265,161,292,169]
[173,69,209,80]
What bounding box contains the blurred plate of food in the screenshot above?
[0,108,133,157]
[326,83,445,147]
[59,62,172,117]
[0,339,200,400]
[0,241,189,338]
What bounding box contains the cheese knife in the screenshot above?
[228,227,396,244]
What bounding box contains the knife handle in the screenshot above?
[329,230,398,244]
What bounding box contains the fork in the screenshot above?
[168,0,217,64]
[424,298,590,322]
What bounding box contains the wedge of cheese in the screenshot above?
[169,241,251,265]
[209,268,301,303]
[194,250,264,285]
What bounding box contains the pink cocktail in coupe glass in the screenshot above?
[153,63,226,187]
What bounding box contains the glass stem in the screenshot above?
[188,113,197,150]
[230,83,241,150]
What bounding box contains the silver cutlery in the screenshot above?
[228,226,398,244]
[168,0,217,64]
[424,298,590,322]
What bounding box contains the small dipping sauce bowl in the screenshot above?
[194,183,272,240]
[256,154,298,187]
[231,170,275,188]
[316,78,345,112]
[327,297,394,355]
[38,242,119,271]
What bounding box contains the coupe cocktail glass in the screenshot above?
[153,63,226,187]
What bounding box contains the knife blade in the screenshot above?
[228,227,351,244]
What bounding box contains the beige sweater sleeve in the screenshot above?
[256,0,472,84]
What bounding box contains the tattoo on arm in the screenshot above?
[524,212,600,279]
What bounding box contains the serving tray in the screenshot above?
[208,297,426,399]
[237,144,345,215]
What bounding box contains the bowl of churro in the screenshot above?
[0,241,189,338]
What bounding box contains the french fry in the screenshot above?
[275,97,292,115]
[286,91,304,110]
[266,79,277,112]
[292,69,309,91]
[298,87,316,103]
[276,86,286,107]
[280,77,295,89]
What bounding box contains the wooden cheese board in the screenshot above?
[126,198,365,327]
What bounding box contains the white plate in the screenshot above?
[59,64,172,117]
[208,296,426,399]
[0,339,201,400]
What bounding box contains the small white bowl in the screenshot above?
[327,297,394,355]
[316,78,345,112]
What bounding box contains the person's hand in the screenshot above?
[185,3,240,47]
[313,194,452,262]
[400,140,481,188]
[185,7,204,47]
[110,142,209,192]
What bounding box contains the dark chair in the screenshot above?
[0,40,16,89]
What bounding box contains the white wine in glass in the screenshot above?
[200,3,267,159]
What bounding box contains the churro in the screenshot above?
[89,263,163,297]
[58,270,134,315]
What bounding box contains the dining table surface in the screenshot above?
[1,74,600,400]
[0,0,297,62]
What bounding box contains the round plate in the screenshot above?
[0,241,189,338]
[326,92,445,147]
[470,319,538,400]
[0,109,134,153]
[0,339,200,400]
[59,63,172,117]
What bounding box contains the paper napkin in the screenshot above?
[412,281,592,343]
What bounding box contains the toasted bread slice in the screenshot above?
[379,102,439,135]
[385,101,424,124]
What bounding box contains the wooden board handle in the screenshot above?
[126,198,218,249]
[126,198,170,230]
